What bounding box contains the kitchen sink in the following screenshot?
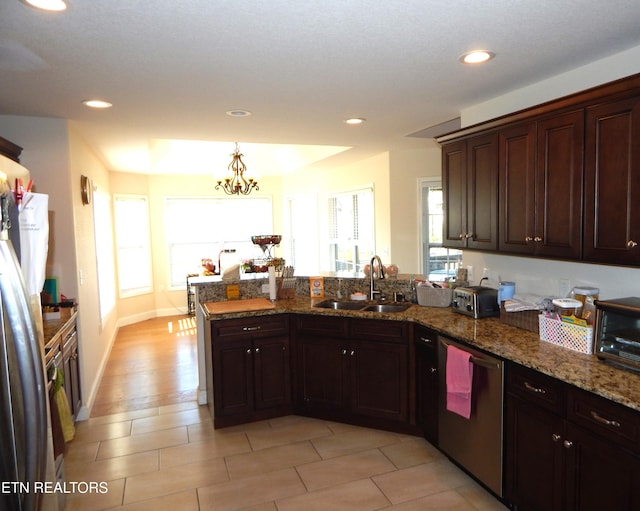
[313,299,370,310]
[361,303,411,313]
[313,299,411,313]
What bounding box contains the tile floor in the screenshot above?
[63,405,509,510]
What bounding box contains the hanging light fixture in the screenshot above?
[215,142,259,195]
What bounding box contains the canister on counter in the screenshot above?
[498,281,515,303]
[571,286,599,324]
[552,298,583,318]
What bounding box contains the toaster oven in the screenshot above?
[594,297,640,372]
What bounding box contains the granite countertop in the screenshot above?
[203,296,640,413]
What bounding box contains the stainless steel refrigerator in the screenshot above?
[1,160,56,511]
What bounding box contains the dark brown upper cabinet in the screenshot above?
[438,72,640,267]
[499,111,584,259]
[583,96,640,265]
[443,133,498,251]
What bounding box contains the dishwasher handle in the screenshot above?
[439,338,501,370]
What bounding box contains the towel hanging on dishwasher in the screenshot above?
[445,344,474,419]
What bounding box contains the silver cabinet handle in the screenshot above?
[563,440,573,449]
[525,236,533,242]
[341,349,347,355]
[242,326,261,331]
[590,410,621,428]
[552,433,562,442]
[350,350,355,356]
[524,381,546,394]
[255,347,260,354]
[430,367,437,374]
[534,236,542,242]
[420,336,433,344]
[246,348,252,354]
[627,240,638,248]
[465,233,473,239]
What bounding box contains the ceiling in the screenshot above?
[1,1,640,176]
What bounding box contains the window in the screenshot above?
[93,189,116,325]
[114,195,152,297]
[328,187,374,274]
[164,197,272,288]
[284,194,319,275]
[421,181,462,281]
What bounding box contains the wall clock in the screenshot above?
[80,175,92,205]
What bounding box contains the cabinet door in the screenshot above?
[442,140,467,248]
[297,336,348,412]
[212,338,254,417]
[349,340,408,422]
[499,122,536,253]
[415,327,438,443]
[564,423,640,511]
[505,395,565,511]
[536,110,584,259]
[253,336,291,410]
[68,343,81,417]
[467,133,498,250]
[584,97,640,264]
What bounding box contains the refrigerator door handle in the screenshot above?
[1,241,48,511]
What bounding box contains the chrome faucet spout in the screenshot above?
[369,255,385,300]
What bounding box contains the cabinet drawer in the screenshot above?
[349,318,408,343]
[414,325,437,350]
[213,315,289,339]
[566,386,640,451]
[295,314,348,338]
[507,363,564,414]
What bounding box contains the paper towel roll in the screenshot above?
[268,266,277,300]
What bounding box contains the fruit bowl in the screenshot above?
[251,235,282,246]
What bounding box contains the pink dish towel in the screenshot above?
[446,345,474,419]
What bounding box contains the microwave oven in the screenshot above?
[594,297,640,372]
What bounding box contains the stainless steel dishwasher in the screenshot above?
[438,336,504,497]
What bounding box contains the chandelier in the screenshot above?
[215,142,259,195]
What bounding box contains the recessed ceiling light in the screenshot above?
[459,50,496,64]
[82,99,112,109]
[226,110,252,117]
[22,0,68,11]
[344,118,366,125]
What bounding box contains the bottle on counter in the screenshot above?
[409,275,418,304]
[571,286,599,324]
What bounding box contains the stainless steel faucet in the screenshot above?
[369,255,386,300]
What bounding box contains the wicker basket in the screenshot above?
[499,304,540,334]
[538,315,594,354]
[416,286,453,307]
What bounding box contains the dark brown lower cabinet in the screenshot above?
[415,325,438,444]
[210,315,291,427]
[506,363,640,511]
[295,315,410,430]
[62,331,81,419]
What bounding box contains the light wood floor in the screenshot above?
[91,316,198,417]
[63,314,508,510]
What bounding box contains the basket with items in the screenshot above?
[415,281,453,307]
[537,297,595,354]
[244,257,285,274]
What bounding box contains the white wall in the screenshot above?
[0,116,120,419]
[462,45,640,127]
[463,252,640,300]
[389,143,441,274]
[0,115,76,297]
